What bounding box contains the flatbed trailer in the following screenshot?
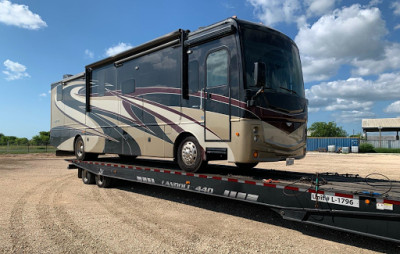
[68,158,400,244]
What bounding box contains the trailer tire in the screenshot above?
[235,162,258,170]
[95,174,113,188]
[177,136,205,172]
[82,169,95,184]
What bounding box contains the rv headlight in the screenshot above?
[253,126,258,134]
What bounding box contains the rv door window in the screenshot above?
[206,49,229,88]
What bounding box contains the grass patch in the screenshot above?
[373,148,400,153]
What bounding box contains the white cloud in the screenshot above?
[305,0,336,16]
[296,5,386,60]
[247,0,301,26]
[351,43,400,76]
[3,59,30,81]
[306,73,400,114]
[295,4,388,82]
[392,1,400,15]
[395,24,400,30]
[105,42,133,57]
[385,101,400,113]
[39,93,46,97]
[333,110,375,123]
[301,56,342,82]
[84,49,94,59]
[0,0,47,30]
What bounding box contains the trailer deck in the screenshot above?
[67,157,400,244]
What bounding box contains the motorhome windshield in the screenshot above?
[242,28,305,97]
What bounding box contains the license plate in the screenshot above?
[311,193,359,208]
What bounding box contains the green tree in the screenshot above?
[16,137,29,145]
[31,131,50,145]
[308,121,347,137]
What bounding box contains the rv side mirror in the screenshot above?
[254,62,266,87]
[122,79,135,94]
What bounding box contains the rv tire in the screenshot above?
[177,136,204,172]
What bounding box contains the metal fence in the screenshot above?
[361,140,400,149]
[0,144,56,154]
[307,137,360,152]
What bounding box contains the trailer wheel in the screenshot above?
[82,169,95,184]
[235,162,258,170]
[95,174,112,188]
[177,136,205,172]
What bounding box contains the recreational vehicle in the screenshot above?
[50,18,307,172]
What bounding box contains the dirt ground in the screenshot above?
[0,152,399,253]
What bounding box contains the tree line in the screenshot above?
[0,131,50,146]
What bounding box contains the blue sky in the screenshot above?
[1,0,400,139]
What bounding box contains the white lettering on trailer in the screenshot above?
[224,190,259,202]
[311,193,359,208]
[137,176,155,184]
[195,186,214,194]
[161,180,190,190]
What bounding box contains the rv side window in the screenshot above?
[118,60,136,95]
[206,49,229,88]
[188,60,199,93]
[56,84,63,101]
[91,64,116,96]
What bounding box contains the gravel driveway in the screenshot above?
[0,153,399,253]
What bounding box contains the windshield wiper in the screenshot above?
[279,86,297,95]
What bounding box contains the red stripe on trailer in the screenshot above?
[228,178,238,183]
[384,199,400,206]
[154,169,160,172]
[107,164,112,166]
[120,165,125,168]
[335,193,353,199]
[164,170,171,174]
[113,164,118,167]
[245,180,256,185]
[263,183,276,188]
[212,176,222,180]
[101,163,105,166]
[199,174,208,178]
[285,186,299,191]
[186,173,194,177]
[128,166,133,169]
[308,189,325,194]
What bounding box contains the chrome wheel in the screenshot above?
[76,140,84,158]
[181,141,197,166]
[177,136,204,172]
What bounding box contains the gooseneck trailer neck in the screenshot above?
[68,158,400,244]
